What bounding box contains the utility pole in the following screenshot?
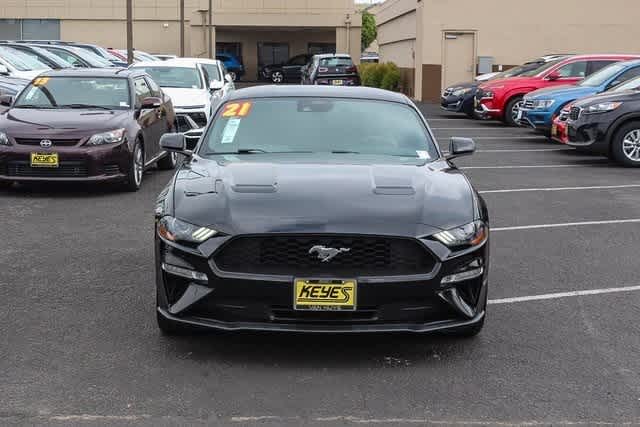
[179,0,185,57]
[126,0,133,64]
[208,0,213,58]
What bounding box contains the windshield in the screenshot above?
[69,47,113,67]
[579,63,626,87]
[132,66,202,88]
[611,76,640,92]
[199,98,438,160]
[201,63,221,82]
[13,77,131,109]
[0,46,50,71]
[518,59,564,77]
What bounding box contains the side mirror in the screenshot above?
[546,71,561,81]
[224,73,233,83]
[209,80,224,92]
[446,137,476,160]
[0,95,13,107]
[0,65,9,75]
[141,96,162,109]
[160,133,190,155]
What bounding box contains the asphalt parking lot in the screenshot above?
[2,102,639,427]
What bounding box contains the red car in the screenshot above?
[475,54,640,126]
[550,102,573,144]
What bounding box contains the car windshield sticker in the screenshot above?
[222,101,253,118]
[221,118,241,144]
[119,101,130,107]
[416,150,430,159]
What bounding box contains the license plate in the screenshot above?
[551,124,558,136]
[30,152,58,168]
[332,80,344,86]
[294,279,356,311]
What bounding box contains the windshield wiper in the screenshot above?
[208,149,314,155]
[331,150,360,154]
[59,104,112,110]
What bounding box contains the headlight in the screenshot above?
[480,91,494,99]
[531,99,555,110]
[584,102,622,114]
[433,220,488,250]
[452,87,472,97]
[0,131,9,146]
[157,216,218,244]
[86,128,126,146]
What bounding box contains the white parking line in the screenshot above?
[488,285,640,305]
[480,184,640,193]
[492,218,640,231]
[463,164,592,169]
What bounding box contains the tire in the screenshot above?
[122,140,144,192]
[611,121,640,167]
[503,96,524,127]
[271,71,284,84]
[157,151,177,170]
[157,310,192,336]
[448,316,485,338]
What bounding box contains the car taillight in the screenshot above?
[346,66,357,73]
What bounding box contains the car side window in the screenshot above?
[587,60,616,75]
[144,77,162,97]
[610,66,640,87]
[556,61,588,78]
[133,77,152,104]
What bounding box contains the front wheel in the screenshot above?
[122,141,144,192]
[271,71,284,84]
[611,121,640,167]
[503,96,524,127]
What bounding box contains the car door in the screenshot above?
[283,55,308,81]
[133,77,161,161]
[549,60,589,85]
[145,75,174,135]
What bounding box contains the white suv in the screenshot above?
[130,58,233,128]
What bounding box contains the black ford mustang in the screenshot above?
[154,86,489,336]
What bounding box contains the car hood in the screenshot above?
[527,85,595,100]
[573,89,640,108]
[172,155,476,237]
[162,87,209,108]
[1,108,131,137]
[11,69,47,80]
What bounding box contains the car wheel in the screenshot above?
[157,151,177,170]
[123,140,144,192]
[271,71,284,84]
[228,71,237,82]
[612,121,640,167]
[504,96,524,126]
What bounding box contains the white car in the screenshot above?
[170,57,234,98]
[130,59,232,128]
[0,45,50,80]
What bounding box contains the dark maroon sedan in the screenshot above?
[0,68,177,191]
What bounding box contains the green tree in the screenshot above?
[361,10,377,51]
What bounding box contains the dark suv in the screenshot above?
[261,54,313,83]
[0,68,177,190]
[302,54,360,86]
[566,75,640,167]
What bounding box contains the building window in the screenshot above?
[258,42,289,68]
[308,43,336,55]
[0,19,60,40]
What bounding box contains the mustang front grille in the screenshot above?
[213,235,437,276]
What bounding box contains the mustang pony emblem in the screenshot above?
[308,245,351,262]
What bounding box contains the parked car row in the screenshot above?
[260,53,361,86]
[442,53,640,166]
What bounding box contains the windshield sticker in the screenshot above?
[32,77,50,87]
[119,101,130,107]
[222,101,253,118]
[416,150,430,159]
[221,118,241,144]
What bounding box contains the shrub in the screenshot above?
[359,62,401,92]
[380,63,400,91]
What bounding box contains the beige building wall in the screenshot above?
[375,0,640,101]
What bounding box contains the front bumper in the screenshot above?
[474,98,502,120]
[517,108,553,132]
[0,139,131,182]
[155,233,489,333]
[566,113,613,154]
